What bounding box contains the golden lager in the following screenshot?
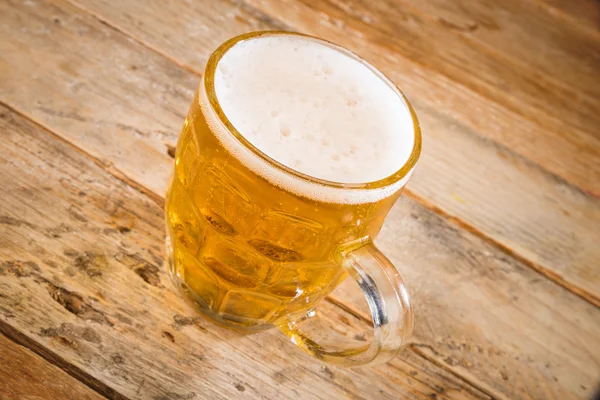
[166,32,420,365]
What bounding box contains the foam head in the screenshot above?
[202,33,417,203]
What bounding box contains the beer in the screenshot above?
[166,33,418,331]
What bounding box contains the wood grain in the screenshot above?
[2,0,595,306]
[0,105,489,400]
[333,0,600,104]
[0,0,598,399]
[534,0,600,35]
[0,332,106,400]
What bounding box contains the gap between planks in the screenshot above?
[0,100,497,400]
[410,343,510,400]
[0,319,128,400]
[402,190,600,308]
[0,101,163,208]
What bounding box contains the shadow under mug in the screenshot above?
[165,31,421,367]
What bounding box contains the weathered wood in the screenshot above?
[0,106,491,400]
[1,0,599,399]
[0,332,107,400]
[2,0,596,307]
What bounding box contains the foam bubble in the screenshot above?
[201,34,416,204]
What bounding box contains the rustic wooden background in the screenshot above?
[0,0,599,399]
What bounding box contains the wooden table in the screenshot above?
[1,0,598,399]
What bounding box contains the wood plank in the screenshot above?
[0,0,598,397]
[0,332,106,400]
[0,105,489,400]
[3,0,595,308]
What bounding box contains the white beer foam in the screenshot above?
[200,34,415,204]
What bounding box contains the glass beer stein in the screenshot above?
[165,31,421,366]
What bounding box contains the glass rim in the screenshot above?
[203,30,422,191]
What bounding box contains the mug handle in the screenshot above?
[277,238,414,366]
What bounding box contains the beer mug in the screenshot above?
[166,31,421,366]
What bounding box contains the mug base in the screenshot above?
[166,235,275,333]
